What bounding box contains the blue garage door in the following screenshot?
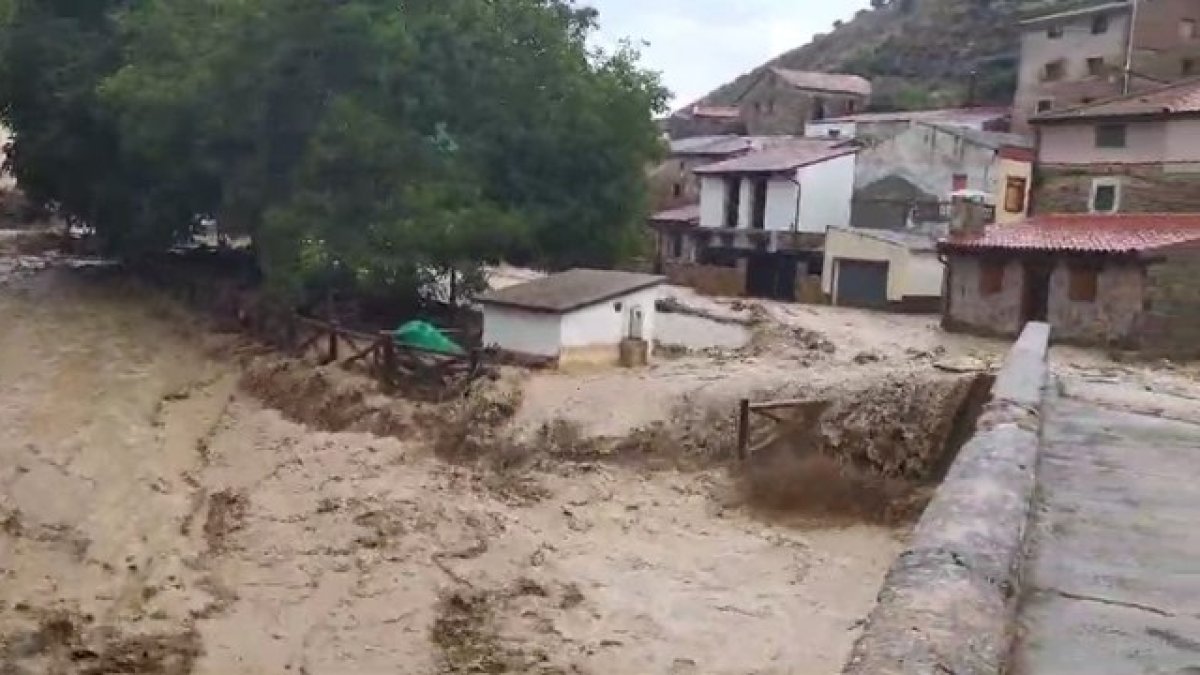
[836,259,889,308]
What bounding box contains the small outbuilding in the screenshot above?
[477,268,665,367]
[822,227,943,312]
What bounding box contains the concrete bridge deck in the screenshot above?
[1014,386,1200,674]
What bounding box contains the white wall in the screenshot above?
[481,306,562,358]
[798,153,856,233]
[806,121,857,140]
[764,174,801,232]
[559,286,661,349]
[699,176,726,229]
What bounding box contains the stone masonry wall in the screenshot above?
[944,256,1025,337]
[1047,260,1145,346]
[1036,165,1200,214]
[1140,248,1200,359]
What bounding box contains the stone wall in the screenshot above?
[1047,259,1145,346]
[843,323,1049,675]
[944,256,1025,337]
[1036,165,1200,214]
[1140,248,1200,359]
[663,261,746,297]
[738,75,865,136]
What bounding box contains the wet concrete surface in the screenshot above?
[1014,384,1200,675]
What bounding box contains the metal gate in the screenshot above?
[835,259,889,308]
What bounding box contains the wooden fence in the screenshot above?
[736,397,832,460]
[292,316,486,400]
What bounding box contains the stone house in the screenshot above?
[1031,77,1200,214]
[1013,0,1200,131]
[851,123,1034,230]
[732,68,872,136]
[665,105,746,139]
[648,139,857,300]
[939,214,1200,357]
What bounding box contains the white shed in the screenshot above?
[477,269,665,367]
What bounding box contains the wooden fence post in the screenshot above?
[382,333,397,390]
[328,322,339,363]
[737,399,751,461]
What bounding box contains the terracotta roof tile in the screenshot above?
[940,214,1200,254]
[769,68,872,97]
[1033,78,1200,122]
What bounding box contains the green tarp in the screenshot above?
[392,320,465,356]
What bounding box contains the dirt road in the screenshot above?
[0,267,904,673]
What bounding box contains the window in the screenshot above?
[1091,179,1121,213]
[812,96,827,121]
[723,177,741,228]
[670,232,684,259]
[847,99,858,114]
[1182,19,1198,40]
[766,98,776,114]
[1068,265,1099,303]
[1043,60,1065,82]
[754,101,763,114]
[827,129,842,139]
[952,174,968,191]
[1092,14,1109,35]
[1004,176,1028,214]
[1036,99,1054,113]
[1184,58,1196,77]
[1087,57,1106,77]
[672,183,683,199]
[980,262,1005,296]
[1095,123,1127,148]
[1047,24,1064,39]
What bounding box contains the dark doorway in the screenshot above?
[747,253,799,301]
[724,177,741,228]
[750,179,768,230]
[1022,261,1052,323]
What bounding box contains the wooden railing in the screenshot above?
[736,397,832,460]
[292,316,486,400]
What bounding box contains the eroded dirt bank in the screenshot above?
[0,268,905,674]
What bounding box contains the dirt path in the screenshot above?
[0,267,905,674]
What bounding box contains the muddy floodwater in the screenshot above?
[0,268,903,674]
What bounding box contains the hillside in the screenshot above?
[699,0,1110,112]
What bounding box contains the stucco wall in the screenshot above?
[559,286,660,350]
[699,176,726,229]
[1047,260,1145,345]
[481,306,562,358]
[765,174,801,232]
[856,125,999,200]
[945,257,1025,336]
[1038,119,1170,165]
[822,229,943,302]
[799,154,855,233]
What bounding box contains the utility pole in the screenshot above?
[1123,0,1141,94]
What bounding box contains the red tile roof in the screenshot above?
[769,68,872,97]
[940,214,1200,255]
[1032,77,1200,122]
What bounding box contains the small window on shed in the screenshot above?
[1036,99,1054,114]
[1069,265,1099,303]
[1092,14,1109,35]
[979,261,1005,296]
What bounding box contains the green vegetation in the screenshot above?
[0,0,667,304]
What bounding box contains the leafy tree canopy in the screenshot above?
[0,0,667,303]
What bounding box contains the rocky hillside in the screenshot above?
[699,0,1110,112]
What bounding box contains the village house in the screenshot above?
[649,138,857,300]
[665,105,745,139]
[821,227,944,311]
[732,67,872,136]
[648,135,763,211]
[938,214,1200,357]
[806,107,1012,143]
[1030,77,1200,214]
[477,269,664,367]
[850,123,1035,231]
[1013,0,1200,131]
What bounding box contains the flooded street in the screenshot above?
[0,267,904,674]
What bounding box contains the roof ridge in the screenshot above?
[1033,76,1200,121]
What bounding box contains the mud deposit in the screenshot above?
[0,269,903,674]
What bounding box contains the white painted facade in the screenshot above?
[481,286,661,364]
[697,153,856,233]
[805,120,858,140]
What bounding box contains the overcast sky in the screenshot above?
[587,0,873,109]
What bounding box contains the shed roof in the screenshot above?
[693,139,856,175]
[1032,77,1200,122]
[476,268,665,313]
[649,203,701,225]
[768,68,872,97]
[939,214,1200,255]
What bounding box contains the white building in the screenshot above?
[477,269,664,367]
[692,139,858,234]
